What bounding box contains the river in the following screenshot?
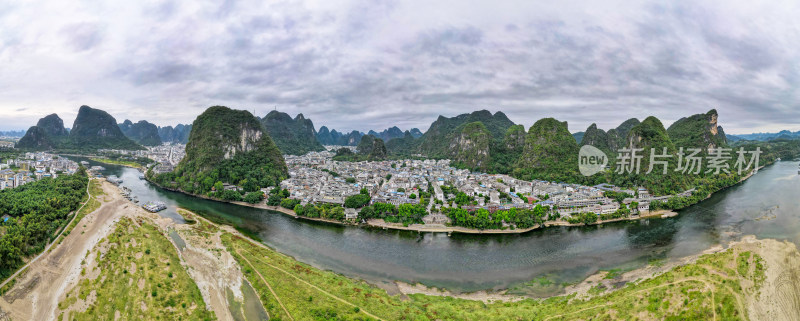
[73,157,800,296]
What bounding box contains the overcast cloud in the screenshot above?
[1,0,799,134]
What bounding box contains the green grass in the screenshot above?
[57,217,214,320]
[57,179,103,245]
[89,157,143,169]
[221,228,762,320]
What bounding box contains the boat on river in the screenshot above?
[142,201,167,213]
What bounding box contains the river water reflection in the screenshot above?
[75,157,800,295]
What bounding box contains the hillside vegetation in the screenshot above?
[0,168,88,282]
[17,106,143,152]
[118,119,162,146]
[150,106,288,197]
[261,111,325,155]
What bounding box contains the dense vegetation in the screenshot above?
[667,109,727,150]
[293,203,346,221]
[15,125,60,150]
[449,122,492,171]
[344,188,371,208]
[17,106,144,152]
[93,151,154,168]
[66,105,143,150]
[222,219,764,320]
[415,110,514,159]
[58,217,214,320]
[358,202,427,226]
[513,118,581,182]
[0,168,88,281]
[150,106,288,198]
[16,113,70,150]
[384,131,421,156]
[118,119,162,146]
[260,110,325,155]
[441,205,552,230]
[333,135,387,161]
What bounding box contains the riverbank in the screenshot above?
[182,204,800,319]
[144,165,769,235]
[88,157,143,169]
[59,153,145,170]
[143,174,708,234]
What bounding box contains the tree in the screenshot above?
[244,191,264,204]
[344,194,370,208]
[213,181,224,192]
[280,198,300,210]
[328,207,345,220]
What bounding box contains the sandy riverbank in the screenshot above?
[560,235,800,321]
[0,179,127,320]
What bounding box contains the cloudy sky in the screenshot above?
[1,0,799,134]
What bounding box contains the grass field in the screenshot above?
[57,217,215,320]
[56,179,103,245]
[222,228,763,320]
[48,205,768,320]
[89,157,143,169]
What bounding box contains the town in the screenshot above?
[0,152,80,191]
[279,146,675,226]
[1,143,688,229]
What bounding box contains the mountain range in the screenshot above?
[157,124,192,144]
[14,104,797,197]
[727,130,800,142]
[150,106,287,195]
[17,106,142,151]
[260,111,325,155]
[118,119,162,146]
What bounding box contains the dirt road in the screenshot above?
[0,180,127,321]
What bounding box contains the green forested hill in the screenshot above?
[667,109,728,151]
[315,126,364,146]
[37,113,69,137]
[572,131,584,144]
[152,106,288,195]
[416,110,514,159]
[580,123,613,155]
[384,131,420,156]
[68,105,143,150]
[118,119,162,146]
[489,124,526,173]
[16,114,69,150]
[449,122,492,171]
[16,126,57,150]
[513,118,580,182]
[157,124,192,144]
[607,118,640,152]
[16,107,143,151]
[356,135,387,160]
[261,111,325,155]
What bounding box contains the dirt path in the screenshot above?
[0,180,126,321]
[172,226,251,321]
[235,249,294,321]
[543,278,716,321]
[0,180,91,291]
[237,247,387,321]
